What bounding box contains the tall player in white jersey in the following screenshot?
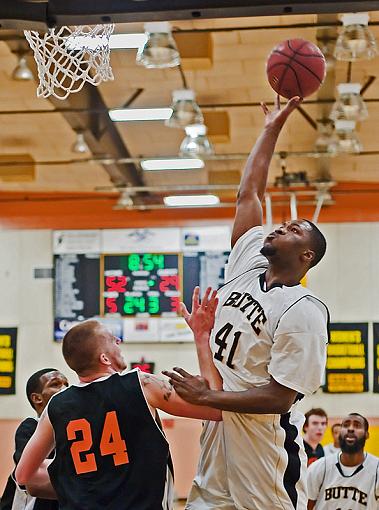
[164,95,330,510]
[308,413,379,509]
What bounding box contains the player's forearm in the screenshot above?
[195,333,223,391]
[238,125,282,202]
[198,382,295,414]
[27,480,57,500]
[16,463,45,486]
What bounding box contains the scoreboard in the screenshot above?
[103,253,180,316]
[53,227,231,341]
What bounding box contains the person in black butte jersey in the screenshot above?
[16,307,221,510]
[164,96,330,510]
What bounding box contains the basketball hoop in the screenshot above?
[24,24,115,100]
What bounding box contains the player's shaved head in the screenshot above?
[62,320,110,376]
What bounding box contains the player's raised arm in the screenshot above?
[231,95,301,247]
[180,286,222,391]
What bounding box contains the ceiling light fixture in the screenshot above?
[71,131,90,154]
[136,22,180,68]
[109,108,173,122]
[141,158,204,171]
[317,39,336,72]
[165,89,204,128]
[334,119,362,153]
[179,124,214,158]
[314,119,338,154]
[329,83,368,121]
[335,12,378,61]
[12,56,33,81]
[164,195,220,207]
[114,190,134,209]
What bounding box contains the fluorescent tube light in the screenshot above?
[65,33,147,51]
[109,108,173,122]
[109,33,147,49]
[164,195,220,207]
[141,158,204,171]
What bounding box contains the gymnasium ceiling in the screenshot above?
[1,2,379,218]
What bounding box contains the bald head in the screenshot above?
[62,320,111,376]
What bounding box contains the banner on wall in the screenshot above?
[373,323,379,393]
[0,328,17,395]
[323,323,368,393]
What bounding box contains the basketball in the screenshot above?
[266,39,326,99]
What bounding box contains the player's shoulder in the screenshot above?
[364,452,379,468]
[229,225,265,257]
[308,454,330,476]
[15,416,38,436]
[279,287,329,323]
[307,455,325,471]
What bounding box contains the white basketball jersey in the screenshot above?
[308,452,379,510]
[211,225,329,396]
[186,226,329,510]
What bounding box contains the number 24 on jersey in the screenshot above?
[67,411,129,475]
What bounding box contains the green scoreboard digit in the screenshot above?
[103,253,180,316]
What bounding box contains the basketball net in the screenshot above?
[24,24,115,100]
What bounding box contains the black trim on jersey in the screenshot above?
[274,294,331,342]
[259,271,285,292]
[155,412,174,482]
[219,266,268,291]
[335,459,364,478]
[375,458,379,499]
[280,413,301,509]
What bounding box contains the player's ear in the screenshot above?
[30,392,43,406]
[99,352,111,366]
[302,249,315,265]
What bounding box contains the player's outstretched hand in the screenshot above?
[162,367,210,405]
[180,286,218,343]
[261,94,302,131]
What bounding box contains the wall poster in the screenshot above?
[323,323,368,393]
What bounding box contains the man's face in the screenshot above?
[261,220,314,262]
[38,370,69,410]
[305,414,328,443]
[101,326,127,373]
[339,415,367,454]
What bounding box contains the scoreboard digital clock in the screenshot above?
[102,253,180,316]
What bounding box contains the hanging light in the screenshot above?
[114,190,134,209]
[334,120,362,154]
[314,119,339,155]
[329,83,368,121]
[136,22,180,68]
[334,13,378,61]
[179,124,214,158]
[12,56,33,81]
[72,131,90,154]
[165,89,204,128]
[317,39,336,72]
